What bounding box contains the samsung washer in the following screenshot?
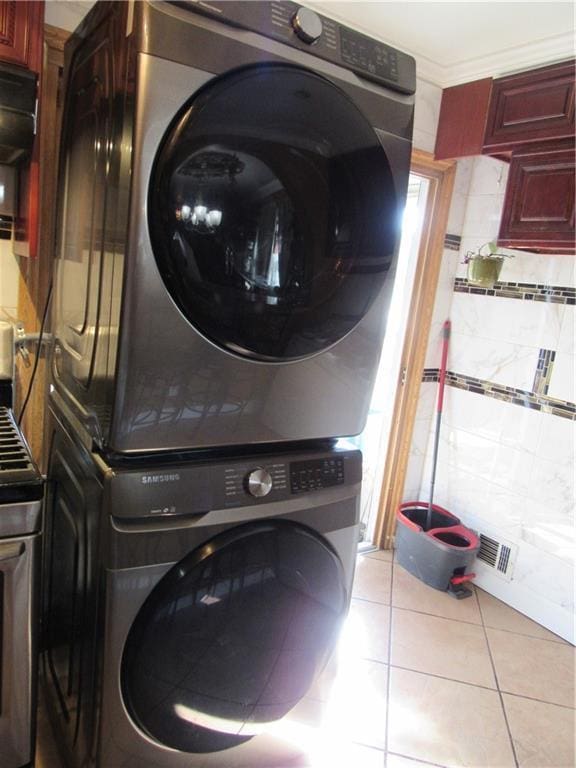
[51,0,416,455]
[42,400,362,767]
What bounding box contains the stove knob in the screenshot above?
[246,468,273,498]
[292,7,323,44]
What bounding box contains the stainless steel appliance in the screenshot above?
[51,0,416,456]
[0,407,42,768]
[42,403,361,767]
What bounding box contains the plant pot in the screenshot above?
[467,256,504,288]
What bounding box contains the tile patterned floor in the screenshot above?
[36,550,575,768]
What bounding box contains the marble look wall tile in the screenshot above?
[473,542,574,642]
[512,539,575,617]
[536,415,575,468]
[461,193,506,240]
[448,331,539,391]
[442,386,505,443]
[526,454,574,516]
[520,497,575,563]
[450,292,565,351]
[546,352,575,404]
[446,158,473,236]
[421,461,523,540]
[434,426,536,497]
[500,251,575,288]
[411,128,434,154]
[414,381,436,422]
[467,155,509,197]
[557,306,574,355]
[402,413,434,502]
[413,78,441,149]
[423,319,447,368]
[499,400,544,454]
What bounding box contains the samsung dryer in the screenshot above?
[51,0,416,455]
[42,401,362,767]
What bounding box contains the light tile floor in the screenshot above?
[37,550,575,768]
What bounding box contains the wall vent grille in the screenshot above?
[477,534,517,580]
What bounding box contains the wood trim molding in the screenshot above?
[15,25,68,468]
[44,23,70,53]
[374,149,456,549]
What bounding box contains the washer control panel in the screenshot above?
[290,457,345,494]
[109,448,361,517]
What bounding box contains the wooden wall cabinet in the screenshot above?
[0,1,44,259]
[483,61,575,153]
[498,141,575,252]
[434,59,575,253]
[0,0,43,70]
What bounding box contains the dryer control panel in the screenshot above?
[178,1,416,94]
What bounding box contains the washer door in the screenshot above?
[121,521,347,753]
[148,64,398,361]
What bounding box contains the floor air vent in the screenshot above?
[477,533,517,581]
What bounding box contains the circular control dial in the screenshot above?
[246,468,273,497]
[292,8,323,44]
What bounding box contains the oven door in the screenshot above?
[0,533,38,768]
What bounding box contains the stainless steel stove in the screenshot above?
[0,406,43,768]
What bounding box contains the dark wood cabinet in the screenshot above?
[0,0,43,71]
[435,60,575,160]
[483,61,575,153]
[434,78,492,160]
[498,141,575,253]
[434,59,575,253]
[0,1,44,258]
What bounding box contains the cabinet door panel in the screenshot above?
[484,61,575,152]
[498,144,575,253]
[0,1,43,70]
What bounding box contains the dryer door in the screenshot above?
[121,521,347,753]
[149,64,398,361]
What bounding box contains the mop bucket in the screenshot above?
[395,502,480,598]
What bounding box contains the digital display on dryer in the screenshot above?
[290,458,344,494]
[340,28,399,82]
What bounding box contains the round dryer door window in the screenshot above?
[149,64,398,361]
[121,521,347,753]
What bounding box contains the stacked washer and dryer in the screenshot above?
[42,2,415,767]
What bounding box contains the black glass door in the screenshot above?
[121,521,347,753]
[149,64,398,360]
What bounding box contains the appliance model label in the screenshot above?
[141,473,181,484]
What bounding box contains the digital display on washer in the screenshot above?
[290,458,344,494]
[340,28,399,82]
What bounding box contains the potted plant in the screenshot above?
[463,241,513,288]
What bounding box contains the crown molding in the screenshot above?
[305,2,574,89]
[438,31,575,87]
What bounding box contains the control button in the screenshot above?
[246,468,273,498]
[292,7,323,44]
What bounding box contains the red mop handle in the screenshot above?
[437,320,451,414]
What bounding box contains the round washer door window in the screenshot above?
[149,65,398,361]
[121,521,347,753]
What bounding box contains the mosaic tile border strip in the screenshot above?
[444,233,462,251]
[454,278,576,305]
[532,349,555,395]
[421,368,576,420]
